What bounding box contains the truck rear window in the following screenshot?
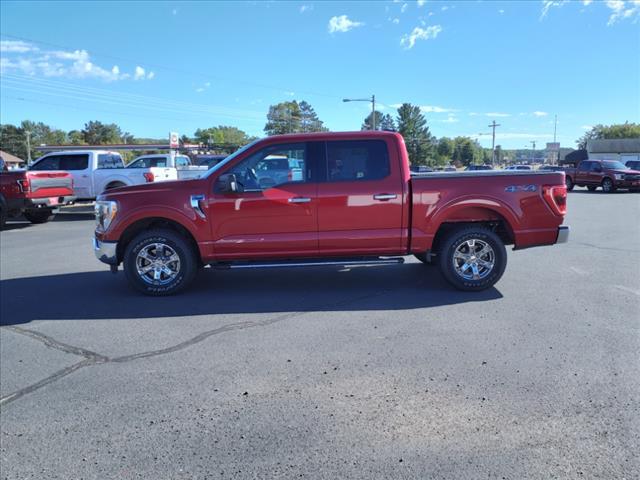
[98,154,124,169]
[326,140,390,181]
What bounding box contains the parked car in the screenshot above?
[93,131,569,295]
[505,165,532,171]
[466,164,493,171]
[195,154,227,169]
[443,165,457,172]
[127,154,209,182]
[29,150,137,200]
[625,160,640,171]
[564,159,640,192]
[410,165,433,173]
[1,158,75,228]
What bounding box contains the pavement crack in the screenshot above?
[4,326,109,362]
[572,242,636,253]
[1,286,395,408]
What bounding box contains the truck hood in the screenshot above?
[98,178,206,201]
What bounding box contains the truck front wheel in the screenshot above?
[438,226,507,291]
[601,178,615,193]
[124,229,198,296]
[23,209,55,224]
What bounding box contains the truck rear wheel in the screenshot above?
[124,229,198,296]
[438,226,507,291]
[587,185,597,192]
[23,209,55,224]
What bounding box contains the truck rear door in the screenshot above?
[316,138,404,255]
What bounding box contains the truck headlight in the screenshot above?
[95,200,118,231]
[614,173,624,180]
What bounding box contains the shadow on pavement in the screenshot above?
[0,264,502,325]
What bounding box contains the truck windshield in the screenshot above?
[602,161,629,170]
[204,140,261,178]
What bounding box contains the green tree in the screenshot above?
[264,101,302,135]
[194,126,253,151]
[436,137,454,164]
[0,124,28,160]
[68,130,85,145]
[452,137,476,166]
[396,103,434,165]
[361,110,383,131]
[379,114,396,131]
[576,122,640,149]
[81,121,123,144]
[299,101,327,132]
[494,145,503,164]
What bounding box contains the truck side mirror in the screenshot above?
[217,173,240,193]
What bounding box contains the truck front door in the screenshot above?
[317,139,404,255]
[207,142,319,260]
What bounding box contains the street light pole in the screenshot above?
[343,95,377,130]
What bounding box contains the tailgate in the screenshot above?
[26,171,74,197]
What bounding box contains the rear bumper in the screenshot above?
[93,237,118,265]
[557,225,570,244]
[27,195,76,208]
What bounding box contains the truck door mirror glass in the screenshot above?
[217,173,241,193]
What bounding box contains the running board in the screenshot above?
[211,256,405,270]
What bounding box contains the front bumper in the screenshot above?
[93,237,118,265]
[557,225,570,244]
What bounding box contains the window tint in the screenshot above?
[326,140,390,181]
[578,161,590,171]
[30,156,60,170]
[226,143,306,191]
[175,156,191,167]
[128,157,168,168]
[97,153,124,169]
[59,154,89,171]
[590,162,603,172]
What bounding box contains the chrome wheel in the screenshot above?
[452,238,495,281]
[135,242,181,285]
[602,178,613,193]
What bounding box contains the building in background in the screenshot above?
[0,150,26,170]
[587,139,640,164]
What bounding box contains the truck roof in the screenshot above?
[39,150,122,156]
[263,131,403,143]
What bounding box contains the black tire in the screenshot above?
[587,185,597,192]
[124,229,198,296]
[438,226,507,291]
[601,177,615,193]
[0,206,6,230]
[565,176,574,191]
[23,209,55,224]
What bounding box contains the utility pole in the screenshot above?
[488,120,501,165]
[25,131,32,164]
[553,115,557,143]
[530,140,536,164]
[371,95,376,130]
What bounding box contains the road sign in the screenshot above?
[169,132,180,149]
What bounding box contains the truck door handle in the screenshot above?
[288,197,311,204]
[373,193,397,201]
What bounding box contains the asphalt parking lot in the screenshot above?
[1,190,639,479]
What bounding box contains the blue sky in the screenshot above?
[1,0,639,149]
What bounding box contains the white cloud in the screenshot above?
[195,87,205,93]
[0,40,39,53]
[134,66,146,80]
[581,125,593,130]
[533,111,548,117]
[172,8,178,15]
[428,11,434,16]
[1,40,153,82]
[420,105,457,113]
[486,112,511,117]
[540,1,568,20]
[606,0,640,25]
[583,0,592,4]
[400,24,442,49]
[328,15,364,33]
[300,4,313,13]
[401,3,408,13]
[441,5,448,11]
[442,114,459,123]
[147,71,155,79]
[417,0,426,6]
[499,9,505,14]
[391,17,400,24]
[204,81,211,87]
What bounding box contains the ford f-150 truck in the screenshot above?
[126,154,209,182]
[93,131,569,295]
[564,159,640,192]
[0,158,76,228]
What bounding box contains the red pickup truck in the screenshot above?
[564,159,640,192]
[0,158,76,229]
[93,132,569,295]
